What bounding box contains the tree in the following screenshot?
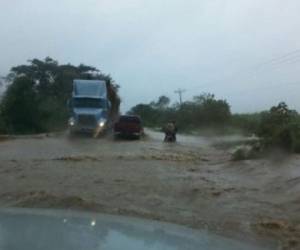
[0,57,119,133]
[193,93,231,126]
[156,95,170,109]
[128,104,159,126]
[257,102,300,151]
[128,93,232,131]
[1,77,41,133]
[193,93,215,104]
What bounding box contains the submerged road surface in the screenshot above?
[0,130,299,249]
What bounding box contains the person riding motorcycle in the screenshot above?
[164,121,177,142]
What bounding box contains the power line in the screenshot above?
[258,49,300,66]
[225,80,300,96]
[167,49,300,104]
[187,49,300,92]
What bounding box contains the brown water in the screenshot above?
[0,130,299,249]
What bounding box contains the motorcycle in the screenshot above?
[164,132,176,142]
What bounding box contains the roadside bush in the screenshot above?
[257,102,300,153]
[232,147,249,161]
[231,113,262,135]
[231,143,262,161]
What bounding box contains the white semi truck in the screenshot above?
[68,79,119,136]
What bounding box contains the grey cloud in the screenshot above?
[0,0,300,112]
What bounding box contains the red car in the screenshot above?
[114,115,143,139]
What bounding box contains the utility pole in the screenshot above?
[174,89,186,105]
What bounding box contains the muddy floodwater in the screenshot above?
[0,130,299,249]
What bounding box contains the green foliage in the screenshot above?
[129,96,300,154]
[192,93,231,127]
[231,147,249,161]
[230,103,300,156]
[231,113,262,134]
[1,77,41,133]
[129,104,160,127]
[0,57,118,134]
[257,102,300,152]
[129,93,231,131]
[155,95,170,109]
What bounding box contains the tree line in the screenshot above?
[129,96,300,152]
[129,94,231,131]
[0,57,118,134]
[1,58,300,152]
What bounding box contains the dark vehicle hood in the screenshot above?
[0,208,274,250]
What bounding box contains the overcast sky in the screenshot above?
[1,0,300,112]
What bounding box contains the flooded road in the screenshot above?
[0,130,299,249]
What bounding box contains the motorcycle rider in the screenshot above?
[164,121,177,142]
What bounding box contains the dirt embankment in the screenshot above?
[0,130,299,249]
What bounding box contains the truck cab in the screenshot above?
[68,79,110,134]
